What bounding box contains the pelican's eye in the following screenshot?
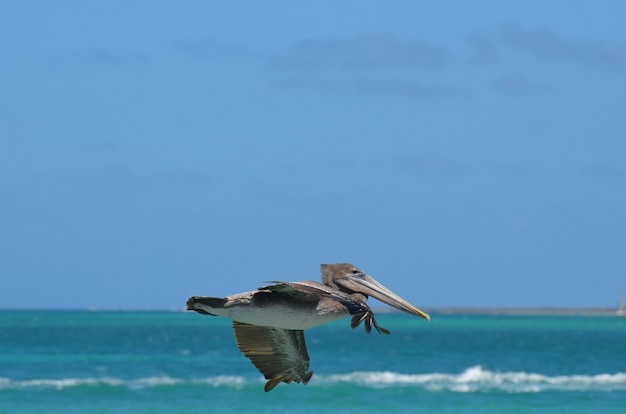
[350,268,360,274]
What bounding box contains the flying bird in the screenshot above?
[186,263,430,391]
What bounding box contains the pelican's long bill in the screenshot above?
[335,272,430,321]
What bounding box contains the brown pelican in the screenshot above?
[186,263,430,392]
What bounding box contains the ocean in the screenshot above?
[1,310,625,413]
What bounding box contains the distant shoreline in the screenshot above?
[381,307,626,316]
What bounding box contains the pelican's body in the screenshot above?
[186,263,429,391]
[205,288,349,330]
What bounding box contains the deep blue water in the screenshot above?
[1,311,625,413]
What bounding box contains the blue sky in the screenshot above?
[1,1,625,310]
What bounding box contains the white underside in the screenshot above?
[205,301,348,330]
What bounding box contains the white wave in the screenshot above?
[129,376,182,389]
[192,376,246,387]
[0,375,247,390]
[2,368,626,393]
[321,366,626,393]
[0,377,123,390]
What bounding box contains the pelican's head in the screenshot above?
[321,263,430,321]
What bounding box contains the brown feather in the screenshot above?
[232,322,313,392]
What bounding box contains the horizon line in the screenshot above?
[1,306,624,316]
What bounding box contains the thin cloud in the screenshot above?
[352,78,464,97]
[4,168,213,208]
[491,73,551,97]
[499,22,626,70]
[47,49,151,65]
[481,160,528,177]
[273,77,464,98]
[172,38,249,59]
[467,32,500,65]
[78,141,122,154]
[90,49,145,65]
[29,167,215,204]
[269,33,447,73]
[577,164,624,179]
[395,154,470,178]
[268,33,459,98]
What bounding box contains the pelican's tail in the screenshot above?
[186,296,227,316]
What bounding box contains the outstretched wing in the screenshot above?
[262,280,368,315]
[232,321,313,392]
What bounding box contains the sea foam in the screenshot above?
[320,366,626,393]
[0,375,246,390]
[2,367,625,393]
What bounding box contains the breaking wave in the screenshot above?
[322,366,626,392]
[0,375,246,390]
[2,367,625,393]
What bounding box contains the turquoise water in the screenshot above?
[1,311,625,413]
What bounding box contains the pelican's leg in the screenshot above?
[350,310,390,335]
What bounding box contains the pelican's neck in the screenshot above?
[348,292,368,303]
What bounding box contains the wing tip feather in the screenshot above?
[263,370,314,392]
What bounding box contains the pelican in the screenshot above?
[186,263,430,391]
